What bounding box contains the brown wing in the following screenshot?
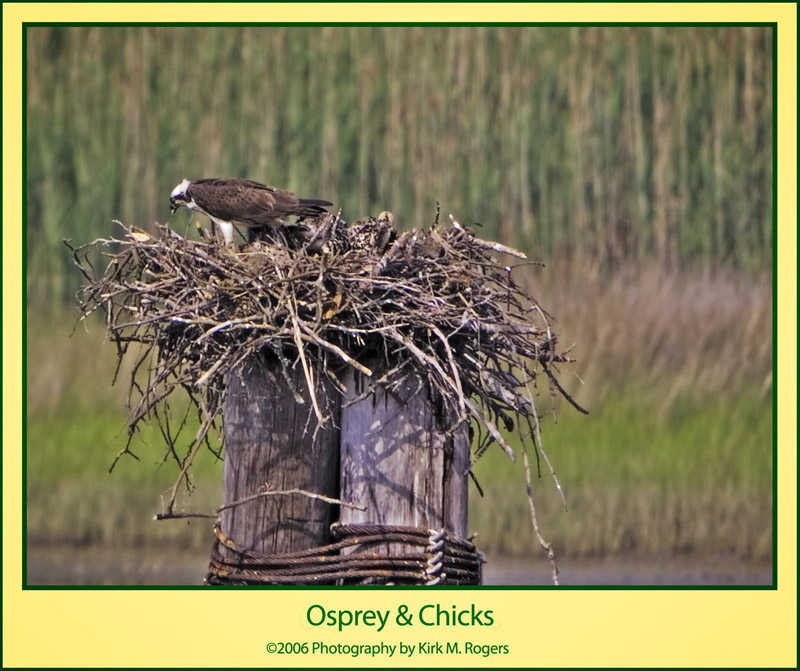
[188,178,301,226]
[235,180,332,220]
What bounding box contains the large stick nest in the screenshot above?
[66,212,584,495]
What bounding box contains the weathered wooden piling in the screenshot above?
[217,358,471,583]
[219,355,339,555]
[339,367,469,553]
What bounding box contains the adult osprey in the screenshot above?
[169,178,332,245]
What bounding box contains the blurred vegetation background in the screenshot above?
[26,26,773,584]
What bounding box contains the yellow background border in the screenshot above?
[4,3,796,668]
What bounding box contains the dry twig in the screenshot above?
[66,213,581,557]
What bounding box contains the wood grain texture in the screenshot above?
[339,368,469,557]
[220,355,339,554]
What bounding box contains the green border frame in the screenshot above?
[19,21,780,594]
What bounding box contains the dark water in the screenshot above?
[26,544,772,587]
[482,557,772,586]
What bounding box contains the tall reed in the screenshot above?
[27,26,773,305]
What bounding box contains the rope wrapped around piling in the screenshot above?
[205,522,484,585]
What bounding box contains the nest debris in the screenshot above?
[66,211,585,503]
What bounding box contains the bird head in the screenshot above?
[169,179,191,213]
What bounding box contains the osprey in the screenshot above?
[169,178,332,245]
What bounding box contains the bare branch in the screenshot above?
[71,214,584,559]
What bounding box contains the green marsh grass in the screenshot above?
[27,26,773,305]
[470,385,772,561]
[27,309,223,550]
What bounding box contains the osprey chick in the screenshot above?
[169,178,332,245]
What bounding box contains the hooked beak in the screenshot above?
[170,203,178,214]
